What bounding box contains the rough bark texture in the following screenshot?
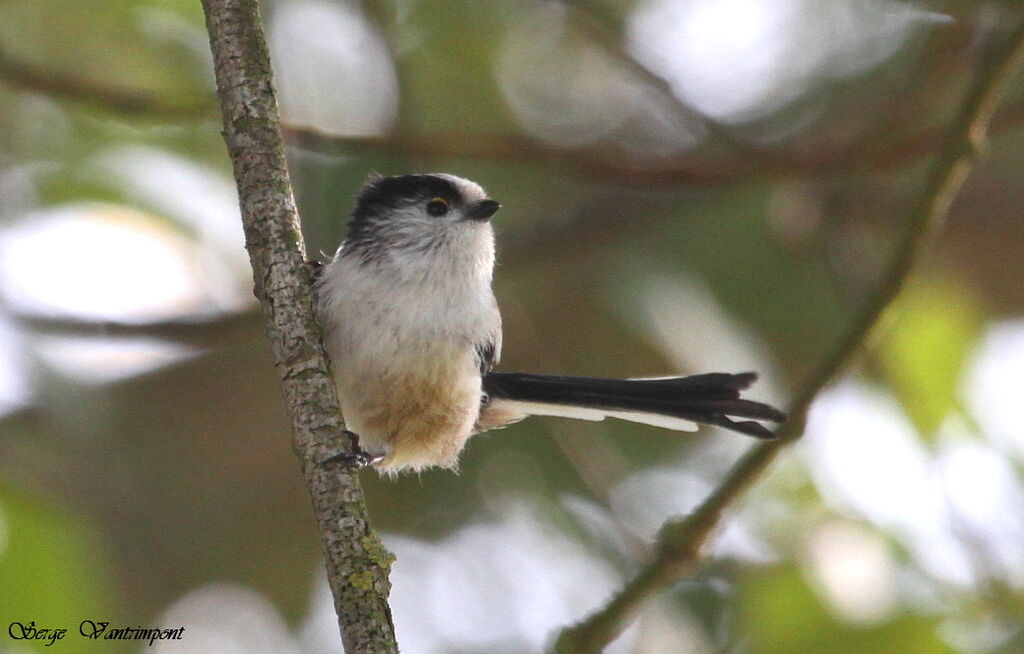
[199,1,399,652]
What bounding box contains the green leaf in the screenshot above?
[738,565,954,654]
[878,276,983,438]
[0,484,115,653]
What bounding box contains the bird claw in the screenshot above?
[319,430,385,470]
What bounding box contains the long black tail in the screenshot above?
[482,371,785,439]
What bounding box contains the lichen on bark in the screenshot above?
[199,1,399,652]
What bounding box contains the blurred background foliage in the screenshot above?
[0,0,1022,652]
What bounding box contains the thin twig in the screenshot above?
[281,93,1024,189]
[7,309,261,346]
[566,0,795,164]
[6,24,1023,189]
[0,45,214,119]
[281,124,745,187]
[552,19,1024,654]
[199,1,398,653]
[563,0,718,136]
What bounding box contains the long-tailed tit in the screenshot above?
[313,174,784,475]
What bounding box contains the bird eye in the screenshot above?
[426,198,449,216]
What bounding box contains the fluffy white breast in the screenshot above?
[314,221,499,456]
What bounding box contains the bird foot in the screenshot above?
[319,430,385,470]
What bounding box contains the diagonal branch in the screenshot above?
[552,18,1024,654]
[563,0,719,137]
[199,1,398,652]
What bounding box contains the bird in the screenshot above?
[312,173,784,475]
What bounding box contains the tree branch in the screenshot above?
[199,2,398,652]
[281,92,1024,190]
[563,0,719,136]
[552,18,1024,654]
[0,45,214,119]
[6,308,261,347]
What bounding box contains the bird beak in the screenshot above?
[467,199,501,221]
